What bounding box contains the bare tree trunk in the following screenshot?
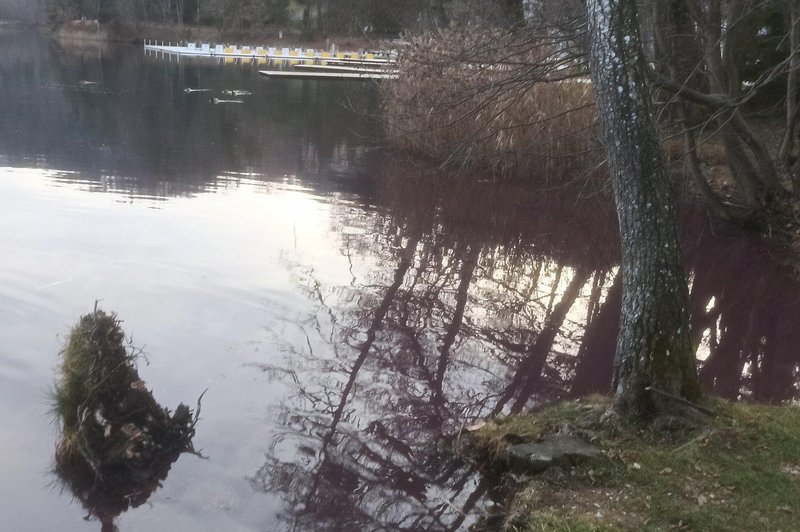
[432,0,448,28]
[685,0,782,207]
[718,117,770,206]
[779,0,800,167]
[729,111,781,191]
[698,0,778,206]
[586,0,701,419]
[499,0,525,26]
[681,106,732,219]
[140,0,149,24]
[176,0,183,30]
[315,0,323,32]
[652,0,731,219]
[721,0,744,99]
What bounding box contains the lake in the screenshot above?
[1,29,798,532]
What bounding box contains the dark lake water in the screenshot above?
[1,29,799,532]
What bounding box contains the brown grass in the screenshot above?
[54,20,109,42]
[381,28,601,184]
[662,136,728,167]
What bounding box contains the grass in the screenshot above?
[53,309,135,465]
[470,396,800,531]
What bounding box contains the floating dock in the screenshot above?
[292,64,398,75]
[143,40,397,65]
[258,70,398,80]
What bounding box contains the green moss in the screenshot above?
[472,397,800,531]
[52,308,196,473]
[52,310,133,458]
[51,308,199,528]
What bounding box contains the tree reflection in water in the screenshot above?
[249,172,800,530]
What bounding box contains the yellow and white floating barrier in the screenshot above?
[258,70,398,80]
[143,40,397,64]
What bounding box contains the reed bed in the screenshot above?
[381,27,602,184]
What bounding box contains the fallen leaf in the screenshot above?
[465,420,487,432]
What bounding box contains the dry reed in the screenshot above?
[381,27,601,183]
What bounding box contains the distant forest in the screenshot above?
[28,0,525,36]
[0,0,45,23]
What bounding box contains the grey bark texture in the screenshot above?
[779,0,800,169]
[586,0,701,418]
[652,0,731,219]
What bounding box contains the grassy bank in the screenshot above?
[469,397,800,531]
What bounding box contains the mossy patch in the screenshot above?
[52,309,199,527]
[469,396,800,531]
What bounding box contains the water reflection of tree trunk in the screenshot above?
[571,271,622,396]
[585,270,607,325]
[685,222,800,402]
[491,268,590,415]
[699,296,754,398]
[754,317,797,403]
[545,264,564,317]
[433,244,480,406]
[440,475,495,532]
[309,229,420,496]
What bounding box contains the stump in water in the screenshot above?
[53,309,199,530]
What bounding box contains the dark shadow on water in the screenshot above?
[249,166,800,530]
[55,452,182,532]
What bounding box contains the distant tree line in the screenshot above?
[43,0,526,36]
[0,0,45,22]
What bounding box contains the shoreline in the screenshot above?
[51,20,390,51]
[468,397,800,530]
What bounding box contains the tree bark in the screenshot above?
[586,0,701,418]
[779,0,800,167]
[498,0,525,26]
[652,0,732,219]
